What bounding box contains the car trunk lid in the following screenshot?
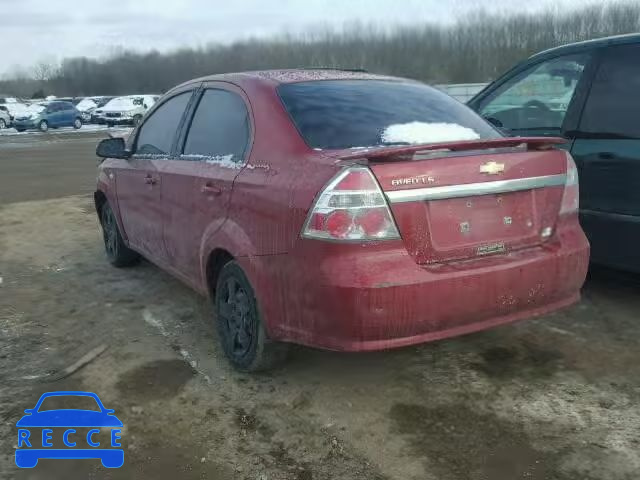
[341,137,568,264]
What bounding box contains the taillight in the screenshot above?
[559,152,579,216]
[302,167,400,241]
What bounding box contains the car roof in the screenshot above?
[531,33,640,60]
[171,68,406,92]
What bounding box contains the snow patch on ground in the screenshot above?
[381,121,480,144]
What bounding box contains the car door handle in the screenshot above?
[201,183,222,195]
[144,175,157,185]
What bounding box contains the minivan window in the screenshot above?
[477,54,589,135]
[182,89,250,162]
[278,80,500,150]
[135,92,191,156]
[578,45,640,139]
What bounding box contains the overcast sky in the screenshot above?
[2,0,580,75]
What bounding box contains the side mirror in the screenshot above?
[484,116,504,128]
[96,137,130,159]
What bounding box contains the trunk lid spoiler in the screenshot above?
[339,137,567,161]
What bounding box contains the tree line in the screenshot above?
[1,1,639,98]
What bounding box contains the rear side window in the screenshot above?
[135,92,192,156]
[182,89,250,162]
[476,54,589,136]
[278,80,499,150]
[579,45,640,139]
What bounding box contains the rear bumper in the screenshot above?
[254,223,589,351]
[580,209,640,273]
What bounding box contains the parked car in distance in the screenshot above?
[0,106,10,129]
[75,96,110,124]
[12,101,83,132]
[0,99,29,125]
[94,69,589,371]
[469,33,640,273]
[95,95,157,127]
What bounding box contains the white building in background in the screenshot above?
[435,83,488,103]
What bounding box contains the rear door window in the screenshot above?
[278,80,499,150]
[578,44,640,139]
[182,89,250,163]
[477,54,589,136]
[135,92,192,156]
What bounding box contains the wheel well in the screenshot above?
[94,191,107,220]
[206,249,234,299]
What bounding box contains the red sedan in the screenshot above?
[94,70,589,371]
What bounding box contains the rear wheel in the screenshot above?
[215,261,288,371]
[38,120,48,132]
[100,202,140,267]
[73,117,82,129]
[0,119,6,129]
[15,127,25,132]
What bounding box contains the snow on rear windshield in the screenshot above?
[278,80,500,150]
[381,122,480,144]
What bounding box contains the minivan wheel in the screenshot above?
[100,202,140,267]
[215,261,288,372]
[73,118,82,129]
[0,119,6,129]
[38,120,48,132]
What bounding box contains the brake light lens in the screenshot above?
[302,167,401,241]
[560,152,579,216]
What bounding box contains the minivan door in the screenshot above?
[570,44,640,270]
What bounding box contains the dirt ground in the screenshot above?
[1,132,639,480]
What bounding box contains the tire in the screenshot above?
[132,115,142,127]
[0,119,6,129]
[100,202,140,267]
[215,261,288,372]
[38,120,48,132]
[15,127,25,132]
[73,117,82,129]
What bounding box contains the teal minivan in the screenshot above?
[469,34,640,273]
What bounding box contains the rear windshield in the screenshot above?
[278,80,500,150]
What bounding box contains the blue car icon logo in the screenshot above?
[16,391,123,468]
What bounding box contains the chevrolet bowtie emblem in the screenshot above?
[479,161,505,175]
